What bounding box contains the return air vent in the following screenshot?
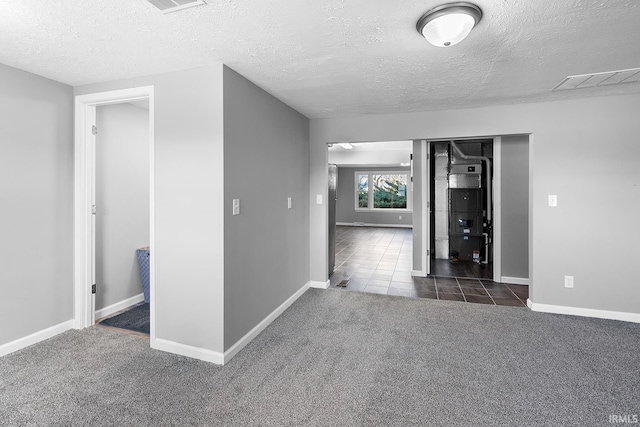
[147,0,206,14]
[552,68,640,91]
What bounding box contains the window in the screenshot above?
[357,174,369,208]
[355,171,411,211]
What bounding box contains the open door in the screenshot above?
[328,164,338,276]
[412,139,431,277]
[423,140,431,275]
[89,112,97,326]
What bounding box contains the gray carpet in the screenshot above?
[1,289,638,426]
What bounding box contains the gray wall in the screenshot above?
[223,66,310,350]
[0,63,73,345]
[95,103,150,310]
[336,166,412,226]
[77,65,310,354]
[501,135,529,279]
[75,66,226,353]
[309,93,640,315]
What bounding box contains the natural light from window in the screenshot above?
[356,172,410,211]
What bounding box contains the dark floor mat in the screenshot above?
[99,303,150,335]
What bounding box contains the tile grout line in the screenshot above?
[506,285,528,306]
[434,276,439,299]
[486,280,527,306]
[479,279,497,305]
[455,277,468,302]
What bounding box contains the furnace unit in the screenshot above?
[449,162,484,261]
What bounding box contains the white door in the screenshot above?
[89,114,98,325]
[414,139,431,277]
[423,140,431,275]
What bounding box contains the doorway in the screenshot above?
[323,136,530,306]
[428,139,494,279]
[92,101,151,335]
[327,140,415,293]
[73,86,156,343]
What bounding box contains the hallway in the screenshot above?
[330,226,528,306]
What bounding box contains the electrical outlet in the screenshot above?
[564,275,574,288]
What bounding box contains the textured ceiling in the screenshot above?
[0,0,639,118]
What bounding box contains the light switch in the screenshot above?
[316,195,323,204]
[233,199,240,215]
[548,195,557,207]
[288,197,292,209]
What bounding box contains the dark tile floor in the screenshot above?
[431,258,493,280]
[330,226,528,307]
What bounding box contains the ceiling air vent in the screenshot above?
[552,68,640,91]
[147,0,206,14]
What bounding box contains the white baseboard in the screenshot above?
[0,320,74,357]
[411,270,426,277]
[528,299,640,324]
[95,293,145,320]
[223,281,311,364]
[153,338,225,365]
[309,280,330,289]
[336,222,412,229]
[152,282,312,365]
[501,276,530,286]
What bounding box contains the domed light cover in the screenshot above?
[416,3,482,47]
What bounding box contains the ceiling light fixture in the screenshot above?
[416,2,482,47]
[339,143,354,150]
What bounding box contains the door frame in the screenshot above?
[422,136,502,280]
[421,139,430,276]
[73,86,155,345]
[492,136,502,283]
